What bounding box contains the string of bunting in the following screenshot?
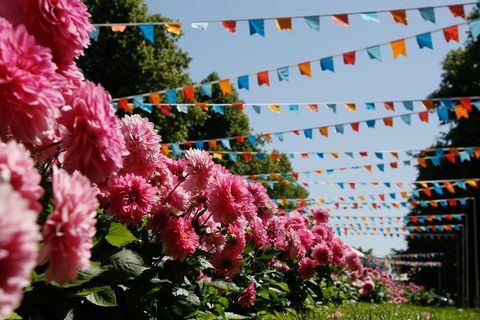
[340,232,457,239]
[329,224,463,233]
[386,252,445,260]
[160,101,478,154]
[113,19,480,105]
[91,2,478,40]
[365,258,443,267]
[329,214,464,224]
[278,196,472,209]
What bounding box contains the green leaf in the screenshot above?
[109,249,149,278]
[82,286,117,307]
[197,257,214,270]
[224,312,248,319]
[204,280,240,292]
[105,223,138,248]
[61,262,105,288]
[5,312,22,320]
[64,309,74,320]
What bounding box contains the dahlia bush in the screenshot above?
[0,1,425,319]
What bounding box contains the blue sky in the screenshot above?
[145,0,474,255]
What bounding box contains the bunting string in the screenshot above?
[366,259,443,267]
[113,19,480,103]
[386,252,445,260]
[340,232,457,239]
[329,214,464,223]
[91,2,478,40]
[329,224,463,233]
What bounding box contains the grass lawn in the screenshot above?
[278,303,480,320]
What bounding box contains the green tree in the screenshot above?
[406,18,480,306]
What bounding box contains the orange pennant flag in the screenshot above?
[420,100,434,111]
[455,106,469,119]
[319,127,329,137]
[308,104,318,112]
[345,103,356,112]
[383,117,393,127]
[271,151,281,161]
[391,152,399,159]
[418,158,427,168]
[126,103,134,113]
[197,103,208,111]
[364,165,372,173]
[331,152,339,158]
[391,10,408,25]
[149,92,160,106]
[467,179,479,188]
[165,23,182,35]
[401,192,409,199]
[160,144,170,156]
[208,140,217,150]
[444,182,455,193]
[298,62,312,77]
[111,25,127,32]
[218,79,232,96]
[332,14,349,27]
[474,149,480,159]
[391,39,407,59]
[276,17,292,31]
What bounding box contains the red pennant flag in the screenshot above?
[351,122,359,132]
[422,188,432,197]
[293,130,301,135]
[235,136,245,143]
[449,5,465,19]
[222,20,237,33]
[118,98,129,111]
[349,183,356,189]
[343,51,356,65]
[460,98,472,112]
[449,199,457,207]
[308,104,319,112]
[411,216,418,223]
[384,102,395,111]
[332,14,349,27]
[257,71,270,86]
[159,104,170,116]
[208,140,217,150]
[243,153,252,161]
[390,162,398,168]
[391,10,408,25]
[419,111,429,122]
[379,194,385,201]
[183,86,195,102]
[183,141,193,148]
[360,151,368,157]
[444,153,456,163]
[443,26,459,43]
[292,172,299,180]
[233,103,244,111]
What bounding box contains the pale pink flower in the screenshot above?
[0,183,39,319]
[312,208,330,224]
[38,168,98,285]
[345,252,363,272]
[330,311,344,318]
[107,173,157,225]
[59,81,128,183]
[0,140,43,211]
[211,247,242,279]
[298,257,316,279]
[312,243,332,265]
[163,217,199,261]
[0,18,64,144]
[266,217,288,251]
[207,174,256,225]
[359,279,375,296]
[288,229,306,260]
[120,115,161,178]
[249,216,269,249]
[237,282,256,309]
[0,0,94,65]
[183,149,214,192]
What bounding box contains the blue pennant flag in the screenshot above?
[417,33,433,49]
[246,136,257,147]
[404,160,411,166]
[460,151,471,162]
[326,104,337,113]
[275,132,284,141]
[195,141,205,149]
[402,101,414,111]
[366,119,376,128]
[289,104,299,112]
[141,103,153,113]
[345,152,354,158]
[365,102,376,111]
[256,153,266,160]
[361,12,379,23]
[171,144,181,156]
[252,105,261,114]
[249,19,265,37]
[338,182,344,189]
[237,75,250,90]
[367,46,382,61]
[200,84,212,98]
[177,105,188,113]
[304,129,313,139]
[317,153,324,159]
[401,114,412,125]
[457,181,467,190]
[320,57,335,72]
[229,153,237,162]
[304,16,320,31]
[460,198,467,206]
[212,105,225,115]
[277,67,290,81]
[378,164,385,172]
[433,182,443,194]
[437,108,449,120]
[431,156,441,166]
[90,27,100,41]
[133,95,144,109]
[375,152,383,160]
[139,25,155,43]
[335,124,344,134]
[441,99,453,109]
[470,20,480,39]
[266,182,274,189]
[419,7,436,23]
[435,149,444,158]
[166,90,177,104]
[220,139,231,149]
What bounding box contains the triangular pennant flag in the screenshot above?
[391,39,407,59]
[454,106,469,119]
[166,90,177,104]
[308,104,318,112]
[345,103,356,112]
[212,105,225,115]
[327,104,337,113]
[298,62,312,77]
[304,16,320,31]
[419,111,429,122]
[200,84,212,98]
[257,71,270,86]
[334,124,344,134]
[422,100,435,111]
[444,26,459,42]
[367,46,382,61]
[320,57,334,72]
[222,21,237,33]
[419,7,436,23]
[343,51,356,65]
[320,127,329,137]
[218,80,232,96]
[366,119,376,128]
[276,17,292,31]
[351,122,359,132]
[139,25,155,43]
[304,128,313,139]
[191,22,209,30]
[449,5,465,19]
[384,102,395,111]
[470,20,480,39]
[268,104,281,113]
[183,86,195,102]
[401,114,412,125]
[332,14,349,27]
[365,102,375,111]
[111,25,127,32]
[165,23,181,35]
[252,105,261,114]
[383,117,393,127]
[90,26,100,41]
[361,12,379,23]
[249,19,265,37]
[277,67,290,81]
[417,33,433,49]
[391,10,408,25]
[289,105,299,113]
[460,98,472,112]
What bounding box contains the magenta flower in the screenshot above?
[38,168,98,285]
[0,18,64,144]
[0,183,39,319]
[107,173,157,225]
[0,140,43,211]
[211,247,242,279]
[298,257,316,280]
[345,252,363,272]
[359,279,375,296]
[57,62,84,106]
[266,217,288,251]
[59,81,128,183]
[312,243,332,266]
[249,216,269,249]
[183,149,214,192]
[225,222,246,255]
[207,174,256,225]
[312,208,330,224]
[0,0,94,65]
[330,240,346,265]
[237,282,256,309]
[120,115,162,178]
[247,182,277,221]
[163,217,199,261]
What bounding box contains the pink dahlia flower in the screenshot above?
[0,0,94,65]
[0,18,64,144]
[120,115,161,178]
[247,182,276,221]
[38,168,98,285]
[0,140,43,211]
[107,173,157,225]
[57,62,84,106]
[59,81,128,183]
[312,243,332,265]
[0,183,39,319]
[330,240,346,265]
[237,282,256,309]
[207,174,256,225]
[345,252,363,272]
[266,217,288,251]
[211,247,242,279]
[298,257,316,280]
[249,216,269,249]
[163,217,199,261]
[359,279,375,296]
[225,222,246,255]
[312,208,330,224]
[183,149,214,192]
